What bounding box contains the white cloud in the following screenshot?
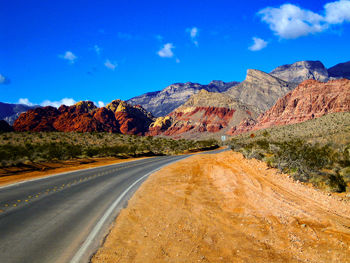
[104,59,117,70]
[98,101,105,107]
[157,43,175,58]
[187,27,199,46]
[94,45,101,55]
[176,58,181,63]
[249,37,268,51]
[259,1,350,39]
[0,74,10,84]
[324,0,350,24]
[17,98,77,108]
[18,98,34,106]
[60,51,77,63]
[41,98,76,108]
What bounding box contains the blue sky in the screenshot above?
[1,0,350,107]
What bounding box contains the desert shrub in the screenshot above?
[230,138,348,191]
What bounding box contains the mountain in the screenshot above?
[127,80,239,117]
[225,69,297,113]
[0,120,13,132]
[147,89,259,138]
[14,100,154,135]
[0,102,38,125]
[328,61,350,79]
[228,78,350,135]
[270,60,329,83]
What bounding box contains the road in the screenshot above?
[0,148,226,263]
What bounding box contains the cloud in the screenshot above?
[187,27,199,46]
[98,101,105,107]
[18,98,34,106]
[17,98,77,108]
[104,59,117,70]
[94,45,101,55]
[249,37,268,51]
[60,51,77,63]
[157,43,175,58]
[259,1,350,39]
[176,58,180,63]
[41,98,76,108]
[324,0,350,24]
[0,74,10,84]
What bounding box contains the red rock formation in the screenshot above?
[13,106,60,132]
[146,89,259,138]
[229,79,350,135]
[13,100,153,135]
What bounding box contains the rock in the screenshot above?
[231,79,350,135]
[13,106,60,132]
[127,80,239,117]
[14,100,154,135]
[225,69,297,113]
[270,60,329,83]
[147,89,258,138]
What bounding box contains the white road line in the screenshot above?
[70,156,187,263]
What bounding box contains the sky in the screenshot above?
[1,0,350,107]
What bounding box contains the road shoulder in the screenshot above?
[92,151,350,263]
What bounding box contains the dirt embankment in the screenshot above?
[92,151,350,263]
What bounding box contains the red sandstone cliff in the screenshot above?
[13,100,154,135]
[228,79,350,135]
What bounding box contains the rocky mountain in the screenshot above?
[270,60,329,83]
[225,69,297,113]
[228,79,350,135]
[14,100,154,135]
[147,89,259,138]
[127,80,239,117]
[0,102,38,125]
[328,61,350,79]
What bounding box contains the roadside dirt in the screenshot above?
[0,157,149,187]
[92,151,350,263]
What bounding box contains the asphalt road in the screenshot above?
[0,148,227,263]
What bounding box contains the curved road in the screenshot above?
[0,148,226,263]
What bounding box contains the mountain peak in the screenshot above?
[270,60,328,83]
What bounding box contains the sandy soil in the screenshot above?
[92,151,350,263]
[0,157,149,187]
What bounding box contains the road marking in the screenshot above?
[70,156,187,263]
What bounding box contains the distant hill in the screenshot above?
[0,102,37,125]
[127,80,239,117]
[147,69,292,138]
[328,61,350,79]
